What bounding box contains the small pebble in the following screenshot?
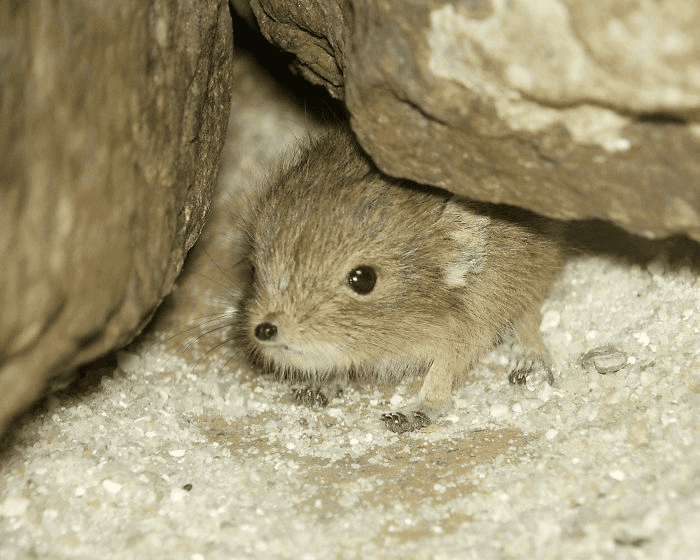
[545,428,559,440]
[0,496,30,517]
[490,404,509,419]
[609,469,625,482]
[580,345,628,374]
[170,488,188,502]
[540,310,560,331]
[634,332,650,346]
[116,351,141,374]
[102,480,122,494]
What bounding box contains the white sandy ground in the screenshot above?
[2,42,700,560]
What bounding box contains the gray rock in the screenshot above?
[247,0,700,242]
[0,0,233,434]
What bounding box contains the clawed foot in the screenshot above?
[508,357,554,386]
[381,410,431,433]
[291,387,329,408]
[292,384,344,408]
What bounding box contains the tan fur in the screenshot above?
[234,127,564,432]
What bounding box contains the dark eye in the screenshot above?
[347,266,377,295]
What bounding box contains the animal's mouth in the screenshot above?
[258,340,301,353]
[256,339,352,373]
[260,341,291,350]
[257,342,307,363]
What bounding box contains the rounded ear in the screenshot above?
[439,197,491,285]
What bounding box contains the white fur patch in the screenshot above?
[261,338,352,373]
[440,200,489,280]
[444,262,470,286]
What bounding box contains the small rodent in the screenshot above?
[234,127,564,433]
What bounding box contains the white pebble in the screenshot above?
[170,488,188,502]
[537,382,554,402]
[642,507,665,533]
[540,310,560,331]
[326,407,342,418]
[634,332,650,346]
[389,394,404,407]
[116,351,141,374]
[641,369,656,387]
[102,480,122,494]
[545,428,559,440]
[489,403,509,419]
[42,509,59,522]
[0,496,30,517]
[169,449,186,458]
[609,469,625,481]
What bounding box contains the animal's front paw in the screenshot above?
[381,410,431,433]
[292,387,329,408]
[508,357,554,386]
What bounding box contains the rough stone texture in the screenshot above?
[247,0,700,242]
[0,0,233,434]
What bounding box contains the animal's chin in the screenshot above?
[255,342,350,376]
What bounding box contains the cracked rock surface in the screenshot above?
[0,0,233,434]
[249,0,700,241]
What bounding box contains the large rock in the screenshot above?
[0,0,233,434]
[247,0,700,242]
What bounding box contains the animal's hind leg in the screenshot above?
[507,306,554,385]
